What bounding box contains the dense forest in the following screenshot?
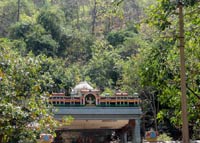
[0,0,199,142]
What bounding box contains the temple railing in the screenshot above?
[49,93,141,107]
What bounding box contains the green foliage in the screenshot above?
[58,0,80,23]
[10,22,58,57]
[147,0,199,31]
[157,133,172,141]
[107,30,132,46]
[135,0,200,139]
[85,40,122,88]
[0,0,18,36]
[0,0,199,140]
[107,26,142,60]
[61,30,94,63]
[10,22,33,38]
[120,57,140,94]
[38,56,83,94]
[61,116,74,126]
[37,8,65,41]
[0,0,36,36]
[0,39,57,142]
[101,88,115,96]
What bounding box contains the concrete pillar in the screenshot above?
[120,134,123,143]
[132,119,141,143]
[121,132,127,143]
[123,132,127,143]
[120,132,127,143]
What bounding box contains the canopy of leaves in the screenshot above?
[85,40,122,89]
[125,0,200,139]
[0,39,57,142]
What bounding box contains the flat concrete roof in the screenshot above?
[57,120,129,130]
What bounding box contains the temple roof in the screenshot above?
[71,81,94,96]
[74,81,93,91]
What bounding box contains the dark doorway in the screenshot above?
[85,94,96,106]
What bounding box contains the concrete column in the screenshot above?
[96,97,98,105]
[123,132,127,143]
[120,134,123,143]
[120,132,127,143]
[132,119,141,143]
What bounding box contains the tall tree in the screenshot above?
[85,40,122,88]
[128,0,200,139]
[0,39,57,142]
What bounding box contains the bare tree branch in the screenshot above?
[186,85,200,100]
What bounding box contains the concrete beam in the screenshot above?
[53,107,142,120]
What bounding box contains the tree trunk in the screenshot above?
[91,0,97,35]
[152,94,158,131]
[76,1,80,29]
[17,0,20,22]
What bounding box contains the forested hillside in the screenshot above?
[0,0,199,142]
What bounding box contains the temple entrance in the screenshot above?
[53,81,142,143]
[53,120,139,143]
[85,94,96,106]
[54,129,120,143]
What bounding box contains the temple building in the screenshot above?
[49,81,142,143]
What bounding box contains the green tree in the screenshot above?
[10,22,58,57]
[129,0,200,138]
[37,8,65,41]
[106,26,141,59]
[0,0,36,36]
[85,40,122,89]
[0,38,57,142]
